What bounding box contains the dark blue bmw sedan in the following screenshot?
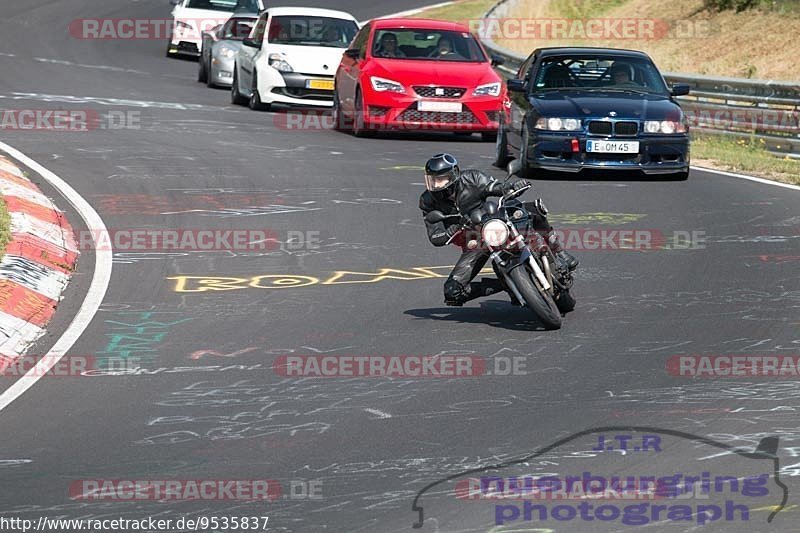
[495,47,691,180]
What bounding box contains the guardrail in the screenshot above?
[482,0,800,156]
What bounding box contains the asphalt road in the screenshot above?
[0,1,799,532]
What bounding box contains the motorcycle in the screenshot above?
[424,159,575,330]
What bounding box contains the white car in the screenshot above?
[167,0,265,58]
[231,7,359,110]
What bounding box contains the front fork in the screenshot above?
[489,226,553,305]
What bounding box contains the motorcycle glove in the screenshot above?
[502,179,529,196]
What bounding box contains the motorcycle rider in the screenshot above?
[419,153,578,306]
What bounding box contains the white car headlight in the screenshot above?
[482,219,509,247]
[473,82,501,97]
[644,120,687,134]
[370,76,405,93]
[268,53,293,73]
[175,20,193,30]
[219,46,236,59]
[535,117,581,131]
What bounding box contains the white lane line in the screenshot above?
[0,142,112,412]
[691,166,800,192]
[364,408,392,419]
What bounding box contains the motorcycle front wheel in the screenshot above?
[509,266,562,330]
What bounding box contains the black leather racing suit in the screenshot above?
[419,169,558,305]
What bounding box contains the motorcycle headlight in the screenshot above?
[482,219,510,247]
[473,82,501,97]
[644,120,687,134]
[534,117,581,131]
[370,76,405,93]
[268,53,293,73]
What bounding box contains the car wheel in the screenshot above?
[231,67,248,106]
[671,170,690,181]
[206,67,217,89]
[198,55,207,83]
[352,89,373,138]
[492,125,510,168]
[519,125,535,179]
[332,88,349,132]
[248,72,271,111]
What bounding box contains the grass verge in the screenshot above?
[691,135,800,185]
[0,194,11,261]
[410,0,497,21]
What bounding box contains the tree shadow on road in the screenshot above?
[404,300,556,331]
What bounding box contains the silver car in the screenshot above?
[198,14,258,88]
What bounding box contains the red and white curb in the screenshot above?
[0,155,78,358]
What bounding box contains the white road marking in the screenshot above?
[692,166,800,192]
[0,142,112,412]
[364,408,392,419]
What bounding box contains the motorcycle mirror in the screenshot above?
[507,159,523,178]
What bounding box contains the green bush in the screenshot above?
[703,0,760,12]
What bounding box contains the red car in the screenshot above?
[333,18,509,139]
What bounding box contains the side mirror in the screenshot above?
[507,159,523,177]
[671,83,690,97]
[491,55,505,67]
[242,37,261,48]
[424,210,447,224]
[344,48,361,60]
[507,79,526,93]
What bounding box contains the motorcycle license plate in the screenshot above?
[586,140,640,153]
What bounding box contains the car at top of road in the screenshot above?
[167,0,265,58]
[231,7,360,111]
[497,47,691,180]
[198,13,258,88]
[332,18,510,140]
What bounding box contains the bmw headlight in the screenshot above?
[644,120,687,134]
[482,219,509,247]
[473,82,501,97]
[268,53,293,73]
[534,117,582,131]
[370,76,405,93]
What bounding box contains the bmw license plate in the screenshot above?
[306,79,334,91]
[418,101,463,113]
[586,140,640,153]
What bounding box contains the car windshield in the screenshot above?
[221,17,256,40]
[186,0,261,12]
[533,55,670,95]
[372,29,487,62]
[268,16,358,48]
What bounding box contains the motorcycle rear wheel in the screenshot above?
[509,266,562,330]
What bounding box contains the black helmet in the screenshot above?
[424,153,460,192]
